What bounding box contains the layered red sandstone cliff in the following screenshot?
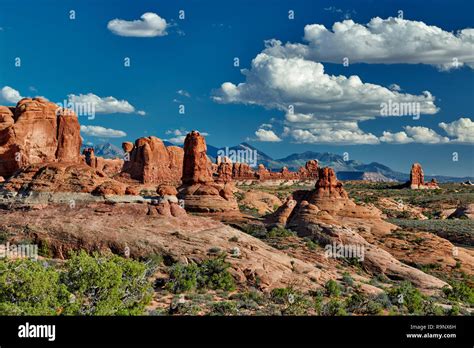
[120,137,183,185]
[0,98,82,178]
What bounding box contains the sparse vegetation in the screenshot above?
[165,255,235,294]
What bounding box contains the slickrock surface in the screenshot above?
[0,202,327,292]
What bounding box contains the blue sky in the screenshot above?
[0,0,473,176]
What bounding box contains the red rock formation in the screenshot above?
[216,156,233,183]
[121,136,183,184]
[298,160,318,179]
[2,162,126,194]
[232,162,256,180]
[179,131,238,212]
[182,131,213,184]
[82,148,123,177]
[314,167,348,199]
[410,163,424,189]
[0,98,82,178]
[265,166,448,291]
[409,163,439,189]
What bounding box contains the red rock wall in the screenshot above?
[121,136,183,184]
[0,98,82,178]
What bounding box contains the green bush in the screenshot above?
[321,299,347,316]
[341,272,354,286]
[210,301,238,316]
[166,263,200,293]
[0,259,68,315]
[270,287,312,315]
[270,287,294,304]
[442,281,474,305]
[388,281,424,314]
[61,251,153,315]
[166,255,235,293]
[266,227,295,239]
[325,279,342,297]
[198,256,235,291]
[0,251,153,316]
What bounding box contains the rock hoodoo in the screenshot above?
[409,163,439,189]
[0,98,82,178]
[266,167,447,291]
[179,131,238,212]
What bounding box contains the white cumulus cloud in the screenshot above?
[0,86,23,104]
[439,117,474,143]
[67,93,137,114]
[254,128,282,142]
[381,126,449,144]
[264,17,474,70]
[107,12,168,37]
[213,52,438,144]
[80,125,127,138]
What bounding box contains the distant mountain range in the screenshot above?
[81,142,124,159]
[87,142,472,183]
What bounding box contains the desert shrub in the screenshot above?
[231,290,264,310]
[448,303,461,316]
[198,256,235,291]
[0,252,153,316]
[237,224,267,238]
[210,301,238,316]
[373,292,392,309]
[61,251,153,315]
[304,238,318,250]
[442,281,474,305]
[270,287,312,315]
[266,227,295,239]
[321,299,347,316]
[421,299,445,316]
[169,297,201,315]
[388,281,424,314]
[0,259,68,315]
[271,287,294,304]
[325,279,342,297]
[166,263,200,293]
[166,255,235,293]
[341,272,354,286]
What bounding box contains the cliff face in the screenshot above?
[0,98,82,177]
[121,136,184,185]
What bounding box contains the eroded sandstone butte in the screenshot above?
[0,98,82,178]
[267,167,448,292]
[120,136,183,185]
